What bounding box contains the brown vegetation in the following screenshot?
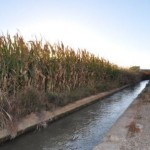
[0,33,141,129]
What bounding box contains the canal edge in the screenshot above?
[0,85,129,144]
[93,81,150,150]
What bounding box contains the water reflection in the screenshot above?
[0,80,149,150]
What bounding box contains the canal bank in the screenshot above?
[94,81,150,150]
[0,85,128,144]
[0,80,148,150]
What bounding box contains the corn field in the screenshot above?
[0,33,140,129]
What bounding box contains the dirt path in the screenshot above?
[94,82,150,150]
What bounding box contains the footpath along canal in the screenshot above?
[0,80,149,150]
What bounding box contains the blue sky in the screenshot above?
[1,0,150,69]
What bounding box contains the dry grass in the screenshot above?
[127,121,141,137]
[0,33,141,129]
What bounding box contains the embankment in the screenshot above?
[0,85,128,144]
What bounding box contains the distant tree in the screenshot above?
[129,66,140,72]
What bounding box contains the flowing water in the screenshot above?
[0,80,149,150]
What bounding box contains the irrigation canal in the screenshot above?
[0,80,149,150]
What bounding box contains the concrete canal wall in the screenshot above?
[0,85,128,144]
